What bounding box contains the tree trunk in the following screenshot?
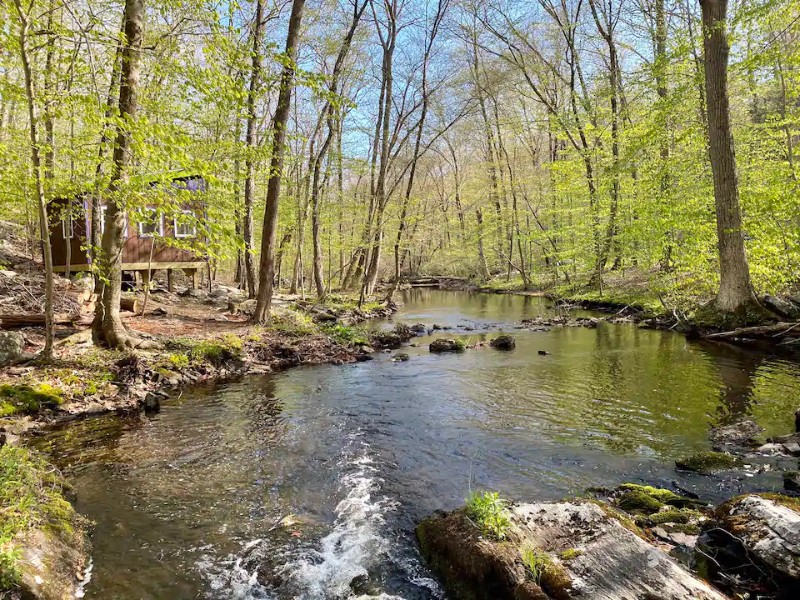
[243,0,265,299]
[12,0,55,358]
[252,0,306,323]
[92,0,145,348]
[700,0,758,314]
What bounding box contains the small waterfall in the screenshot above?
[282,437,400,599]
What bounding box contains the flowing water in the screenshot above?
[30,290,800,599]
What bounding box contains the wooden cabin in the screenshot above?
[49,174,208,289]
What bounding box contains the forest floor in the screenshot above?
[0,221,405,437]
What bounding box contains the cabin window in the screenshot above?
[173,210,197,238]
[138,207,163,237]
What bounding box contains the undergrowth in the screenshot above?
[0,446,86,590]
[465,491,511,540]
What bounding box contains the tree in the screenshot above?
[699,0,759,314]
[8,0,55,358]
[93,0,145,348]
[252,0,307,324]
[242,0,266,299]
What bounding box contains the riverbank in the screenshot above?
[463,270,800,351]
[417,485,800,600]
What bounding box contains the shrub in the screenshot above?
[465,491,511,540]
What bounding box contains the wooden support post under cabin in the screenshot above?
[183,268,198,289]
[140,269,151,291]
[167,269,174,293]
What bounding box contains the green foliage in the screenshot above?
[465,491,511,540]
[166,353,190,369]
[188,339,242,366]
[270,310,318,337]
[323,323,368,345]
[521,545,552,582]
[0,384,64,417]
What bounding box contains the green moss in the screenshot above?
[166,353,189,369]
[521,545,572,596]
[269,310,319,336]
[558,548,583,561]
[187,339,243,367]
[465,491,511,541]
[0,384,64,417]
[0,446,88,590]
[618,484,680,503]
[634,508,705,527]
[616,491,664,514]
[675,451,743,474]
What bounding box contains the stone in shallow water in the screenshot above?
[489,335,516,350]
[429,339,464,353]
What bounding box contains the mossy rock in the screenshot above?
[675,451,744,474]
[0,446,91,595]
[616,490,664,514]
[429,339,466,353]
[0,384,64,417]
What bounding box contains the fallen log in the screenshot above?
[0,313,77,328]
[704,321,800,340]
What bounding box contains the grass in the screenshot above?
[520,545,573,593]
[0,445,87,590]
[465,491,511,540]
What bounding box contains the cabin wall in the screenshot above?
[49,175,207,271]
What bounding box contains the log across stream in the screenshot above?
[28,290,800,599]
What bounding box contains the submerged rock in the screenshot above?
[710,419,764,452]
[489,335,516,350]
[429,339,465,354]
[785,471,800,492]
[391,353,410,362]
[675,451,744,474]
[417,501,727,600]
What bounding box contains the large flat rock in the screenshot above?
[417,501,728,600]
[713,494,800,582]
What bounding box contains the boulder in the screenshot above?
[675,451,744,474]
[410,323,426,334]
[417,501,728,600]
[429,339,465,353]
[710,420,764,452]
[0,331,24,366]
[702,494,800,597]
[785,471,800,493]
[489,335,516,351]
[763,295,800,319]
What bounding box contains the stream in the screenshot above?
[30,289,800,599]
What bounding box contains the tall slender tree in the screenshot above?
[253,0,307,323]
